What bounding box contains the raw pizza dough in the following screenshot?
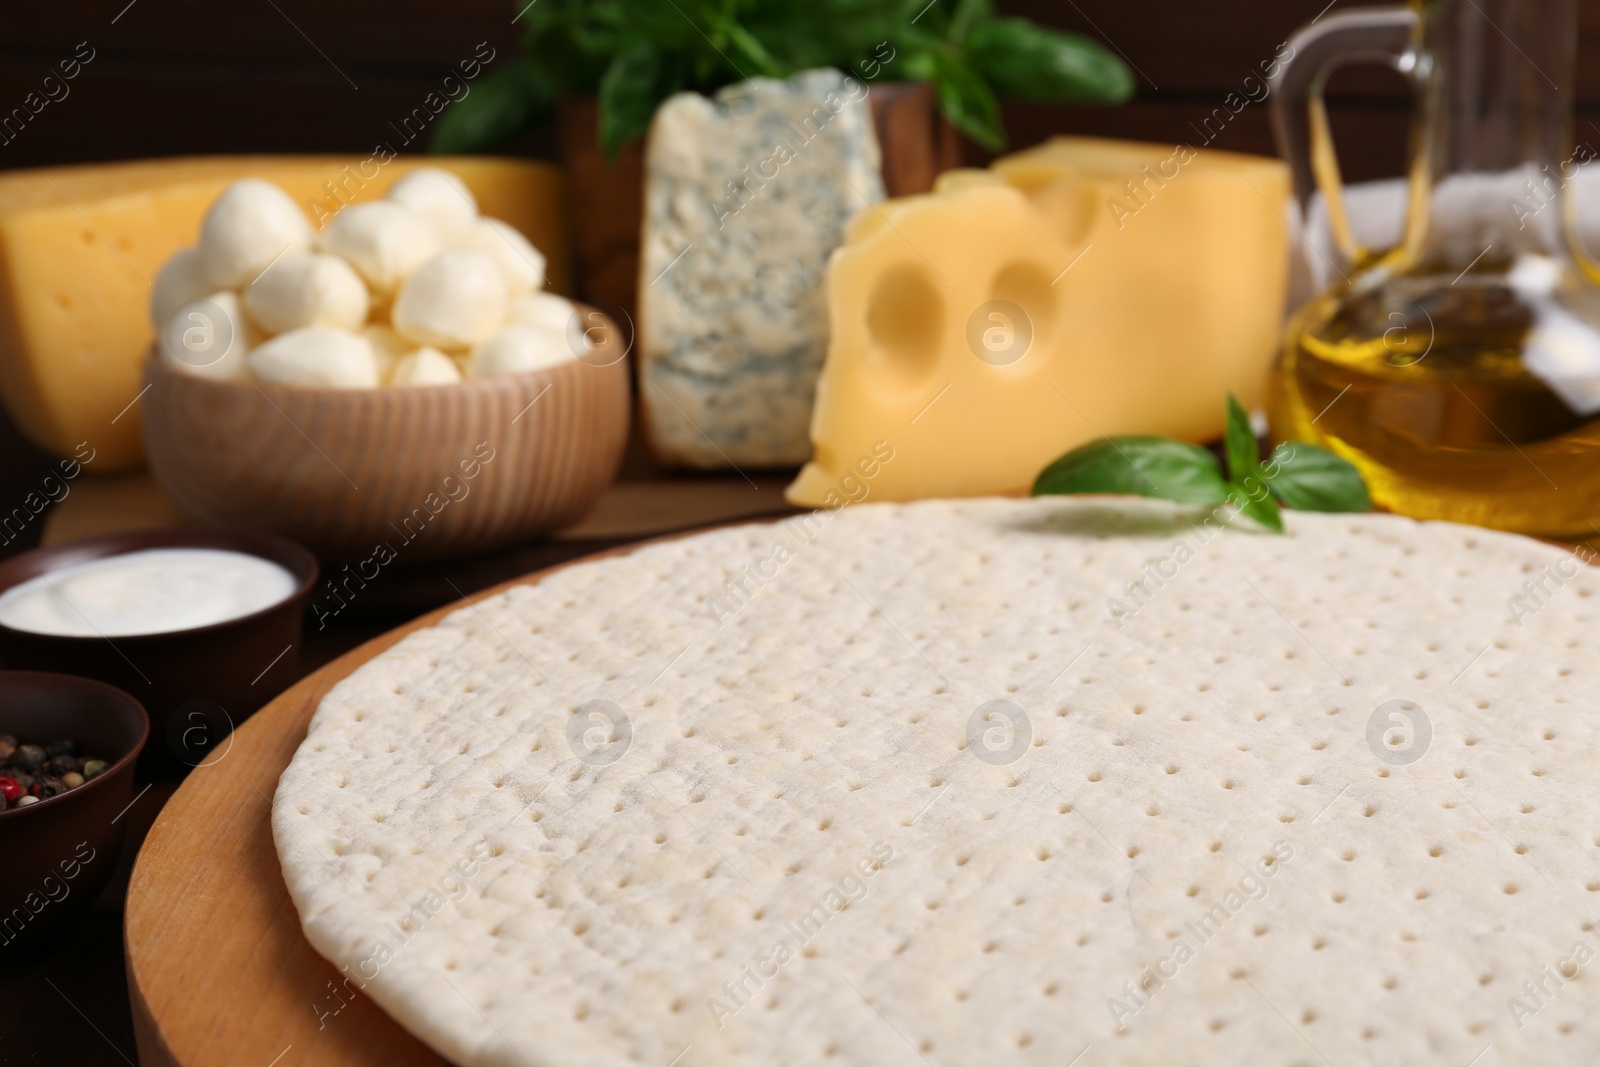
[275,498,1600,1066]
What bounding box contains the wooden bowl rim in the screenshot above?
[0,528,320,644]
[0,669,150,822]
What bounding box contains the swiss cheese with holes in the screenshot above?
[788,137,1290,506]
[276,498,1600,1066]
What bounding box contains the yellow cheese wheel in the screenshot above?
[788,136,1290,506]
[0,155,569,472]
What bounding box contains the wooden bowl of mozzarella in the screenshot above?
[142,322,628,562]
[141,171,630,562]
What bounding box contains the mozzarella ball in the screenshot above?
[318,202,441,295]
[508,291,581,334]
[243,252,368,335]
[386,168,477,241]
[392,248,507,350]
[158,291,253,381]
[198,179,313,289]
[468,324,576,378]
[360,324,409,382]
[458,217,546,296]
[247,327,379,389]
[150,247,210,329]
[390,347,463,387]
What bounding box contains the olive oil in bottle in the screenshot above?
[1272,263,1600,538]
[1269,0,1600,538]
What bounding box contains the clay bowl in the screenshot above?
[141,307,632,562]
[0,528,317,774]
[0,671,148,949]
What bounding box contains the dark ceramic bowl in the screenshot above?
[0,529,317,773]
[0,671,148,949]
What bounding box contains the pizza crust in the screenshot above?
[275,498,1600,1065]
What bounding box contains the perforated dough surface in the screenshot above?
[275,498,1600,1067]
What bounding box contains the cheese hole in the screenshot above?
[988,261,1058,352]
[866,265,943,391]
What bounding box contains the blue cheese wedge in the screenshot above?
[638,69,884,467]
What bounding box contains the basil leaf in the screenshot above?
[965,17,1134,103]
[430,58,556,154]
[743,1,903,73]
[1264,442,1372,513]
[898,49,940,83]
[721,20,784,79]
[931,53,1005,152]
[1032,437,1229,506]
[611,0,705,42]
[1228,481,1285,533]
[597,42,667,158]
[949,0,995,41]
[523,6,615,93]
[1223,392,1259,483]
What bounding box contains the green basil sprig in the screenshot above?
[964,17,1135,105]
[1029,394,1371,532]
[432,0,1133,159]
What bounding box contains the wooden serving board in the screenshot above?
[124,537,675,1067]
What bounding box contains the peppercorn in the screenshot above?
[43,756,79,777]
[0,737,108,801]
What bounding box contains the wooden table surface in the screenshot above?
[3,464,797,1067]
[42,468,794,549]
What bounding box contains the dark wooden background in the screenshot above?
[0,0,1438,175]
[18,0,1600,174]
[7,0,1600,192]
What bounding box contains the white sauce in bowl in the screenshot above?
[0,548,299,637]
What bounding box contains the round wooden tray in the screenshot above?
[124,540,656,1067]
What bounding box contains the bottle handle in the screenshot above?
[1269,7,1419,268]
